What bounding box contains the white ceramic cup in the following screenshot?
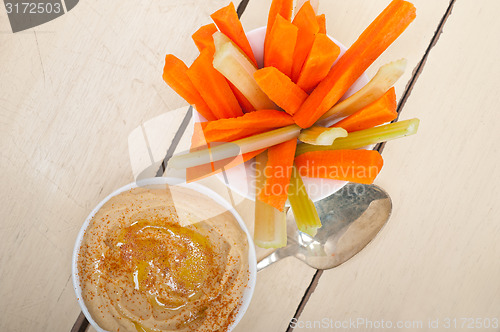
[72,177,257,332]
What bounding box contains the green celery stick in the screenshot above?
[213,32,277,110]
[299,126,347,145]
[319,59,407,122]
[169,124,301,169]
[288,165,321,237]
[296,118,419,155]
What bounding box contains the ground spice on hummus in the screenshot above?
[77,185,249,332]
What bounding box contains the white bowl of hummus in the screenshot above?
[72,177,256,332]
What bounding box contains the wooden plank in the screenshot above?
[297,0,500,330]
[0,1,234,331]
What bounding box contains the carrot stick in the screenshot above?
[293,0,416,128]
[204,109,294,131]
[264,14,298,77]
[254,67,308,115]
[258,139,297,211]
[229,82,257,113]
[213,34,278,111]
[296,33,340,93]
[295,150,384,184]
[202,128,253,143]
[265,0,294,61]
[291,2,320,82]
[187,49,243,119]
[203,109,294,142]
[211,3,258,66]
[163,54,216,121]
[191,122,210,150]
[192,28,254,114]
[332,87,397,132]
[193,29,257,113]
[192,23,218,55]
[193,121,241,146]
[319,59,406,122]
[186,148,265,182]
[316,14,326,34]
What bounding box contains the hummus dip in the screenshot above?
[77,185,249,332]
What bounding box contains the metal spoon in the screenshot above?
[257,183,392,271]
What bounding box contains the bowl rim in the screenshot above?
[72,177,257,332]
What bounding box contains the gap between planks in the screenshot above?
[155,106,193,176]
[288,1,458,331]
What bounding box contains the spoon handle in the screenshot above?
[257,245,296,271]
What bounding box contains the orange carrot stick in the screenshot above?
[295,150,384,184]
[264,15,298,77]
[202,128,254,143]
[316,14,326,34]
[291,1,319,82]
[258,139,297,211]
[193,121,247,148]
[332,87,397,132]
[211,3,258,66]
[203,109,294,142]
[163,54,216,121]
[293,0,416,128]
[192,27,257,113]
[187,149,265,182]
[187,49,243,119]
[205,109,294,131]
[265,0,294,61]
[193,28,256,114]
[296,33,340,93]
[193,26,256,113]
[191,122,210,150]
[192,23,218,54]
[254,67,308,115]
[229,82,257,113]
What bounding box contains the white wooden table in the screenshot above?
[1,1,499,331]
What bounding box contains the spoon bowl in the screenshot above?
[257,183,392,271]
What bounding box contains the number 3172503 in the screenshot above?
[5,2,62,14]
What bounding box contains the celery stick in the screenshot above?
[213,31,232,52]
[299,126,348,145]
[212,36,278,110]
[288,165,321,237]
[169,125,301,169]
[296,118,419,155]
[319,59,407,123]
[254,152,287,248]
